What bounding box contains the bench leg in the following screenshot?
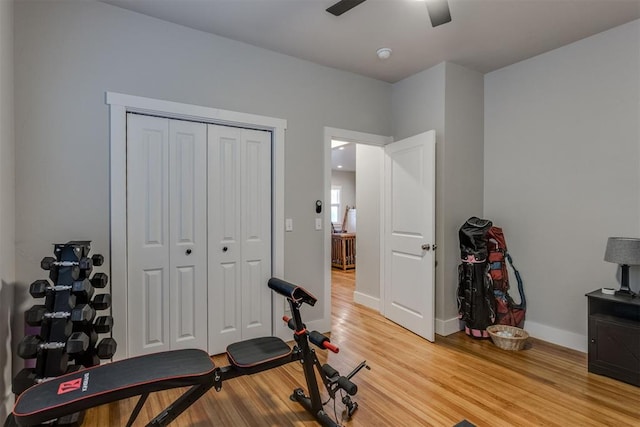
[146,380,215,427]
[126,393,149,427]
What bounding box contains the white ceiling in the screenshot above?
[102,0,640,83]
[332,142,357,172]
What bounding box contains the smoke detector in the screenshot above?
[376,48,392,60]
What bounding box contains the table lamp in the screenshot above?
[604,237,640,297]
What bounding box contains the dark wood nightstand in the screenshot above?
[586,290,640,386]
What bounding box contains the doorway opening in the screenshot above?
[330,140,357,303]
[323,127,391,319]
[324,128,437,341]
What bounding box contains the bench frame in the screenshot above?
[8,278,366,427]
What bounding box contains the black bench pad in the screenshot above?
[13,349,215,426]
[227,337,292,373]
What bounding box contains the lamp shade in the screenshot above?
[604,237,640,265]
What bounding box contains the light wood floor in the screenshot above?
[83,269,639,426]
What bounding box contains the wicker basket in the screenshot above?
[486,325,529,351]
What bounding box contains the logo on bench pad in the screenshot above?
[58,378,82,395]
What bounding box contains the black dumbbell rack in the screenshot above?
[13,241,117,424]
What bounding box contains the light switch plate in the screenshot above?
[315,218,322,230]
[286,218,293,232]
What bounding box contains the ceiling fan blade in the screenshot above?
[326,0,367,17]
[426,0,452,27]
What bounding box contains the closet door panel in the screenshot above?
[208,125,243,354]
[241,130,272,339]
[220,136,239,245]
[143,269,166,346]
[169,120,207,350]
[127,114,171,355]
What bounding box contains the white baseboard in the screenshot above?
[435,316,463,336]
[523,321,587,353]
[353,291,380,311]
[434,318,587,353]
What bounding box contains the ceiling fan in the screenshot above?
[326,0,452,27]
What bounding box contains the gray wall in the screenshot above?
[391,62,484,332]
[355,144,382,303]
[0,0,15,417]
[391,63,447,321]
[13,0,391,339]
[443,63,485,324]
[392,63,445,142]
[484,20,640,349]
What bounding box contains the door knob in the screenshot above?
[422,244,431,251]
[185,249,192,255]
[222,246,228,252]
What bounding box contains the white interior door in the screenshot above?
[383,130,436,341]
[127,114,207,356]
[208,124,272,354]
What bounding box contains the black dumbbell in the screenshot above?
[77,352,100,368]
[25,304,95,326]
[66,332,90,355]
[17,335,40,359]
[40,256,56,270]
[91,254,104,267]
[12,368,40,395]
[90,272,108,289]
[94,315,114,334]
[44,347,70,378]
[17,335,65,359]
[72,279,95,302]
[97,337,117,359]
[91,294,111,311]
[41,256,93,271]
[30,279,94,301]
[29,280,50,298]
[65,364,83,374]
[24,305,47,326]
[87,330,99,348]
[70,304,96,324]
[42,257,93,282]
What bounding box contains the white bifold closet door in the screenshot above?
[127,114,208,356]
[207,124,272,355]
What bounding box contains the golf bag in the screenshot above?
[458,217,527,338]
[487,227,526,328]
[457,217,495,338]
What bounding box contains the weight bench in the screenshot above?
[6,278,368,427]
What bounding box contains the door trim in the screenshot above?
[107,92,287,358]
[323,127,392,326]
